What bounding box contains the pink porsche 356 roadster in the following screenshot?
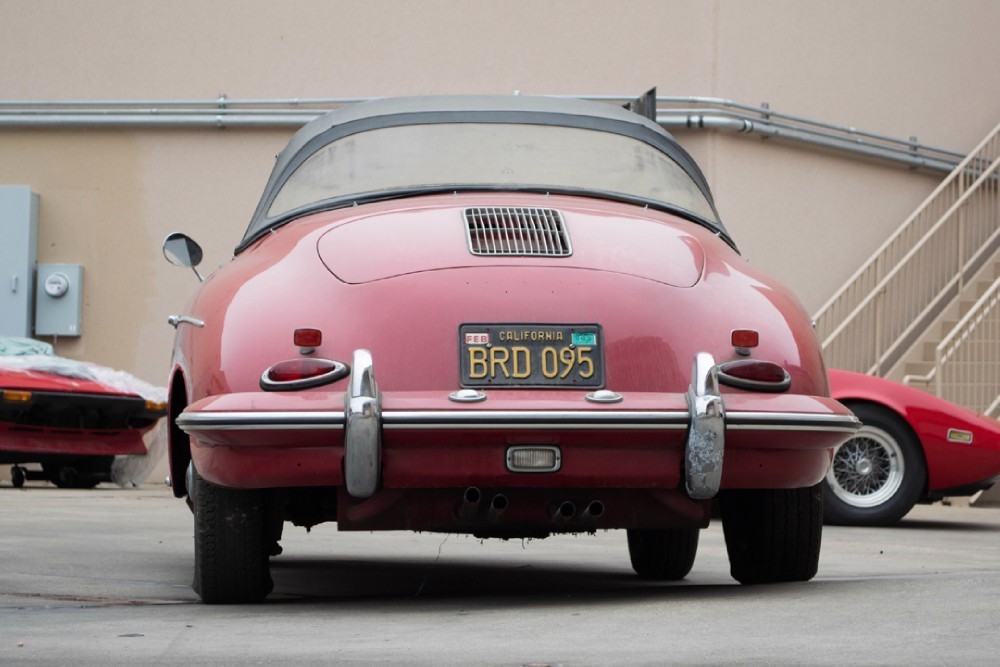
[163,95,860,603]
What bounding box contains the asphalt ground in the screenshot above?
[1,484,998,665]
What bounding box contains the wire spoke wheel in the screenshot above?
[827,425,904,508]
[822,403,925,526]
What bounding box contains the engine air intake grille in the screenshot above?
[465,207,572,257]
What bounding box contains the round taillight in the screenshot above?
[717,359,791,392]
[260,358,349,391]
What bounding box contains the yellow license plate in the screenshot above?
[459,324,605,388]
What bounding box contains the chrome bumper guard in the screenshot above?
[684,352,725,500]
[344,349,382,499]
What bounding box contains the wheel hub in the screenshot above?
[855,458,873,476]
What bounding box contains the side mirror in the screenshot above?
[162,232,205,282]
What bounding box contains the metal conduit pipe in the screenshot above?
[662,114,959,173]
[0,113,317,128]
[0,96,966,173]
[577,94,965,157]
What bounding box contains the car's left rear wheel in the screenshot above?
[191,465,273,604]
[626,528,699,580]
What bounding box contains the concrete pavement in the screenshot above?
[2,484,999,664]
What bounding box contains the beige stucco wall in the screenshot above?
[1,0,998,393]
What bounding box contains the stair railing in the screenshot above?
[922,277,1000,417]
[814,121,1000,375]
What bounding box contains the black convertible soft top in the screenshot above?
[239,95,726,253]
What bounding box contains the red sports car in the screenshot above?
[826,369,1000,525]
[163,95,859,603]
[1,338,167,488]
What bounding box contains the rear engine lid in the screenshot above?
[317,201,706,286]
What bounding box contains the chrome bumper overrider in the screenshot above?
[344,349,381,499]
[685,352,725,500]
[176,350,861,501]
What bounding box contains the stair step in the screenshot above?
[901,378,937,395]
[904,360,936,378]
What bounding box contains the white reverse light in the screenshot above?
[507,446,561,472]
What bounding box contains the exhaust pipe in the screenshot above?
[488,494,509,521]
[552,500,576,524]
[582,500,605,520]
[458,486,482,521]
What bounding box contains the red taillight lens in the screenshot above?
[260,358,348,390]
[267,358,332,382]
[717,359,790,392]
[294,328,322,348]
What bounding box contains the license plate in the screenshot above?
[459,324,604,388]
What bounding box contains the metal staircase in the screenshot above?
[814,120,1000,417]
[901,262,1000,417]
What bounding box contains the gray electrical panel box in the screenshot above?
[35,264,84,336]
[0,186,39,337]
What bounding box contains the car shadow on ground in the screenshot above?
[891,517,1000,532]
[264,554,822,608]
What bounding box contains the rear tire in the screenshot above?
[823,403,926,526]
[191,465,273,604]
[720,483,823,585]
[627,528,699,580]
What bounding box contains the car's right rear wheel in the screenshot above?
[191,465,273,604]
[626,527,699,580]
[719,483,823,585]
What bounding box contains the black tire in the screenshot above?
[822,403,926,527]
[191,465,273,604]
[44,457,111,489]
[719,483,823,585]
[47,467,100,489]
[627,528,699,580]
[11,466,26,489]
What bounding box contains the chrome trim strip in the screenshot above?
[177,408,859,433]
[177,409,691,432]
[727,412,861,432]
[176,411,345,431]
[381,410,691,430]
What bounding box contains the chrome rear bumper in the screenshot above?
[176,350,861,500]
